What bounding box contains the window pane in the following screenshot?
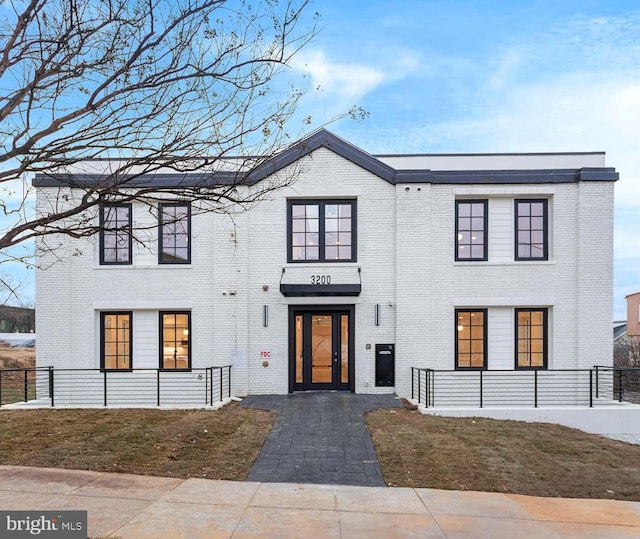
[102,313,131,370]
[518,203,530,216]
[288,201,355,262]
[456,201,486,261]
[160,204,190,263]
[516,309,546,369]
[456,310,485,368]
[325,205,338,218]
[338,246,351,259]
[161,312,190,369]
[291,205,305,217]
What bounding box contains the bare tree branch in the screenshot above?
[0,0,364,258]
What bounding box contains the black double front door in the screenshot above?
[289,307,354,391]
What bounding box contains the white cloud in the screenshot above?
[292,49,386,102]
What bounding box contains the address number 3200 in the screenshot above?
[310,275,331,285]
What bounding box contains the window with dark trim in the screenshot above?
[99,204,132,265]
[100,312,132,371]
[515,308,548,369]
[455,200,488,261]
[515,199,548,260]
[287,200,357,262]
[159,203,191,264]
[160,311,191,370]
[455,309,487,369]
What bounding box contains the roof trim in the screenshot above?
[32,129,619,187]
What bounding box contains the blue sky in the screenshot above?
[3,0,640,319]
[290,0,640,319]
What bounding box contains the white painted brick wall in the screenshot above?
[35,148,615,403]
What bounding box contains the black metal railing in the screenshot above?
[0,366,232,408]
[411,367,606,408]
[593,365,640,405]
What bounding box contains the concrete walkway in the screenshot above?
[1,466,640,538]
[240,393,403,486]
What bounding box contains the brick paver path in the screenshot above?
[240,392,403,486]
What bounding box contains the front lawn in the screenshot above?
[366,407,640,501]
[0,404,275,480]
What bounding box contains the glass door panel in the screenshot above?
[341,314,349,384]
[295,315,303,383]
[311,315,333,383]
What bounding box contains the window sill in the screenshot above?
[94,264,193,270]
[453,260,555,267]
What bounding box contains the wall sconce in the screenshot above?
[375,304,380,326]
[263,305,269,327]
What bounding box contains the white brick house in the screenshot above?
[34,129,618,406]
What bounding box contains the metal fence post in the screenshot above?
[589,370,593,408]
[425,370,430,408]
[49,366,55,407]
[157,369,161,407]
[103,370,108,407]
[595,366,599,398]
[619,369,624,402]
[418,370,422,404]
[228,366,231,398]
[479,370,483,408]
[411,368,414,400]
[534,370,538,408]
[24,369,28,403]
[220,367,223,402]
[209,368,213,405]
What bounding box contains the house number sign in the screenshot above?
[310,275,331,285]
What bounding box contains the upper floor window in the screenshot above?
[287,200,357,263]
[100,312,132,371]
[515,199,548,260]
[160,311,191,370]
[159,203,191,264]
[515,308,548,369]
[455,200,487,261]
[455,309,487,369]
[99,204,132,265]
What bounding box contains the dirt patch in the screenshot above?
[0,347,35,370]
[366,407,640,501]
[0,404,275,480]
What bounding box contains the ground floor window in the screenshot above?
[515,308,548,369]
[160,312,191,370]
[455,309,487,369]
[101,312,132,370]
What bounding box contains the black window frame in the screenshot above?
[287,199,357,263]
[514,308,548,370]
[515,199,548,261]
[100,311,133,372]
[454,308,488,370]
[158,202,192,264]
[99,204,132,265]
[455,199,488,261]
[159,311,192,371]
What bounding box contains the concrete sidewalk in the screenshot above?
[1,466,640,538]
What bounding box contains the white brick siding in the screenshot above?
[34,135,616,405]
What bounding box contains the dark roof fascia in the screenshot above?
[32,129,619,188]
[32,172,244,188]
[243,129,397,184]
[396,167,619,184]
